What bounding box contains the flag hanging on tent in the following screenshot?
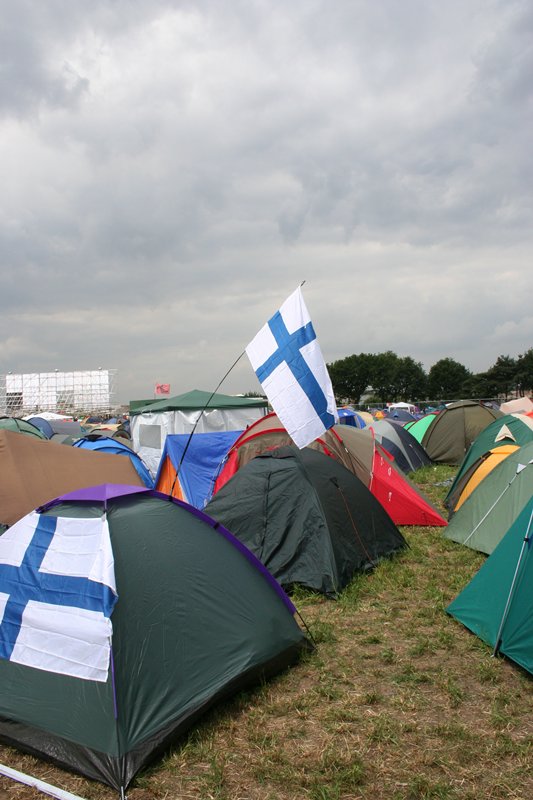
[246,286,338,448]
[0,511,117,682]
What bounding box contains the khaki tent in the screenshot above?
[422,400,502,465]
[0,430,143,528]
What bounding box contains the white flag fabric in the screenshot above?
[246,287,338,448]
[0,511,117,682]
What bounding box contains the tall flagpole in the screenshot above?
[169,350,247,498]
[168,282,306,499]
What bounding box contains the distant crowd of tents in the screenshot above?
[1,390,533,793]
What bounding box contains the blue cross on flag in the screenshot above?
[246,286,338,448]
[0,511,117,682]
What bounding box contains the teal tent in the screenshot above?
[0,485,310,793]
[404,413,438,444]
[447,497,533,674]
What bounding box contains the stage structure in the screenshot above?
[0,370,117,417]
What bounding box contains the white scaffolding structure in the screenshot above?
[0,370,117,417]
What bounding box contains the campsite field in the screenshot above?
[1,465,532,800]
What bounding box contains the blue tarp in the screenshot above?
[156,430,243,509]
[73,436,154,488]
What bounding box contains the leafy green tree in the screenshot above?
[330,351,428,403]
[461,371,497,399]
[328,353,373,404]
[428,357,472,400]
[395,356,427,401]
[484,355,517,399]
[370,351,402,402]
[515,348,533,394]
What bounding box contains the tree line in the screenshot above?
[326,349,533,405]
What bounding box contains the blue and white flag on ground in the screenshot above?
[246,286,338,449]
[0,511,117,682]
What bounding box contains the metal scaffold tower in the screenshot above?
[0,370,117,417]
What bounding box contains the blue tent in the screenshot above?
[155,430,243,509]
[384,408,416,423]
[73,436,154,487]
[337,408,366,428]
[25,416,54,439]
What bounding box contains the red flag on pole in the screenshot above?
[155,383,171,396]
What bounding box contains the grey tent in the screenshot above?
[369,419,432,473]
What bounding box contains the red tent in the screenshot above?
[213,413,446,527]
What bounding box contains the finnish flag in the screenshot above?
[0,511,117,682]
[246,287,338,449]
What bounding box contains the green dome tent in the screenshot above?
[214,414,446,527]
[0,417,47,440]
[0,485,310,793]
[206,447,406,596]
[446,444,519,516]
[444,442,533,554]
[445,412,533,509]
[447,497,533,675]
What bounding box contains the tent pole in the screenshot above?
[492,503,533,657]
[168,351,246,498]
[103,505,126,797]
[463,460,533,547]
[109,646,127,799]
[0,764,87,800]
[463,476,516,547]
[168,282,306,499]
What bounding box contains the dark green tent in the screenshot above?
[0,485,310,793]
[447,497,533,675]
[206,447,406,596]
[130,389,269,416]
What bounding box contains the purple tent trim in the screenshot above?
[37,484,297,615]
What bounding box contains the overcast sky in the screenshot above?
[2,0,532,403]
